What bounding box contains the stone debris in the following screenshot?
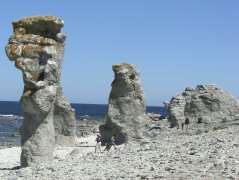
[0,125,238,179]
[5,16,76,167]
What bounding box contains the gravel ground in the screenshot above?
[0,124,238,179]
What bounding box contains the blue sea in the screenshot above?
[0,101,167,145]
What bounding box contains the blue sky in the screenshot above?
[0,0,238,106]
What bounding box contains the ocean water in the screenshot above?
[0,101,167,145]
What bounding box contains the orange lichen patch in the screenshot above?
[112,63,134,73]
[15,59,25,71]
[22,44,43,58]
[23,44,32,53]
[9,34,57,45]
[31,74,39,81]
[5,44,23,61]
[36,36,56,45]
[26,44,37,52]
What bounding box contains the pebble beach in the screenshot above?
[0,123,238,180]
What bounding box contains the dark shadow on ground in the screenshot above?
[0,166,21,170]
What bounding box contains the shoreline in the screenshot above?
[0,118,105,148]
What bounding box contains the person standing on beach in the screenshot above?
[111,134,117,150]
[103,134,117,151]
[95,134,101,153]
[104,143,111,151]
[181,120,185,130]
[184,117,190,131]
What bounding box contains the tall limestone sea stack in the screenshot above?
[165,84,239,131]
[5,16,76,167]
[100,63,151,144]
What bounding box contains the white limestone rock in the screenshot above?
[100,63,151,144]
[165,84,239,131]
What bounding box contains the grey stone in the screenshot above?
[165,84,239,130]
[54,88,76,146]
[5,43,24,61]
[100,63,151,144]
[55,33,66,43]
[5,16,76,167]
[9,34,57,45]
[12,16,64,39]
[147,113,164,120]
[14,27,26,35]
[66,149,81,159]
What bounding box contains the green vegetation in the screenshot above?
[129,73,135,80]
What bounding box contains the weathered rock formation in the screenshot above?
[5,16,76,167]
[100,63,151,144]
[164,84,239,130]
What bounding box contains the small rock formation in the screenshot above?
[100,63,150,144]
[164,84,239,130]
[5,16,76,167]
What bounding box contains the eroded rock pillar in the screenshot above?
[100,63,150,144]
[5,16,76,167]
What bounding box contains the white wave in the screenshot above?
[0,114,23,119]
[0,114,14,117]
[80,115,90,118]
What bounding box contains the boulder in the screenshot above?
[100,63,151,144]
[165,84,239,130]
[5,16,76,167]
[147,113,164,120]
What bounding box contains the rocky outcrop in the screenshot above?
[100,63,151,144]
[5,16,76,167]
[165,84,239,130]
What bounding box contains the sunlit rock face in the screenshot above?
[165,84,239,130]
[6,16,76,167]
[100,63,151,144]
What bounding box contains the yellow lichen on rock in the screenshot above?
[22,44,43,58]
[13,16,64,27]
[14,27,26,35]
[9,34,57,45]
[5,44,23,61]
[15,59,25,71]
[12,16,64,39]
